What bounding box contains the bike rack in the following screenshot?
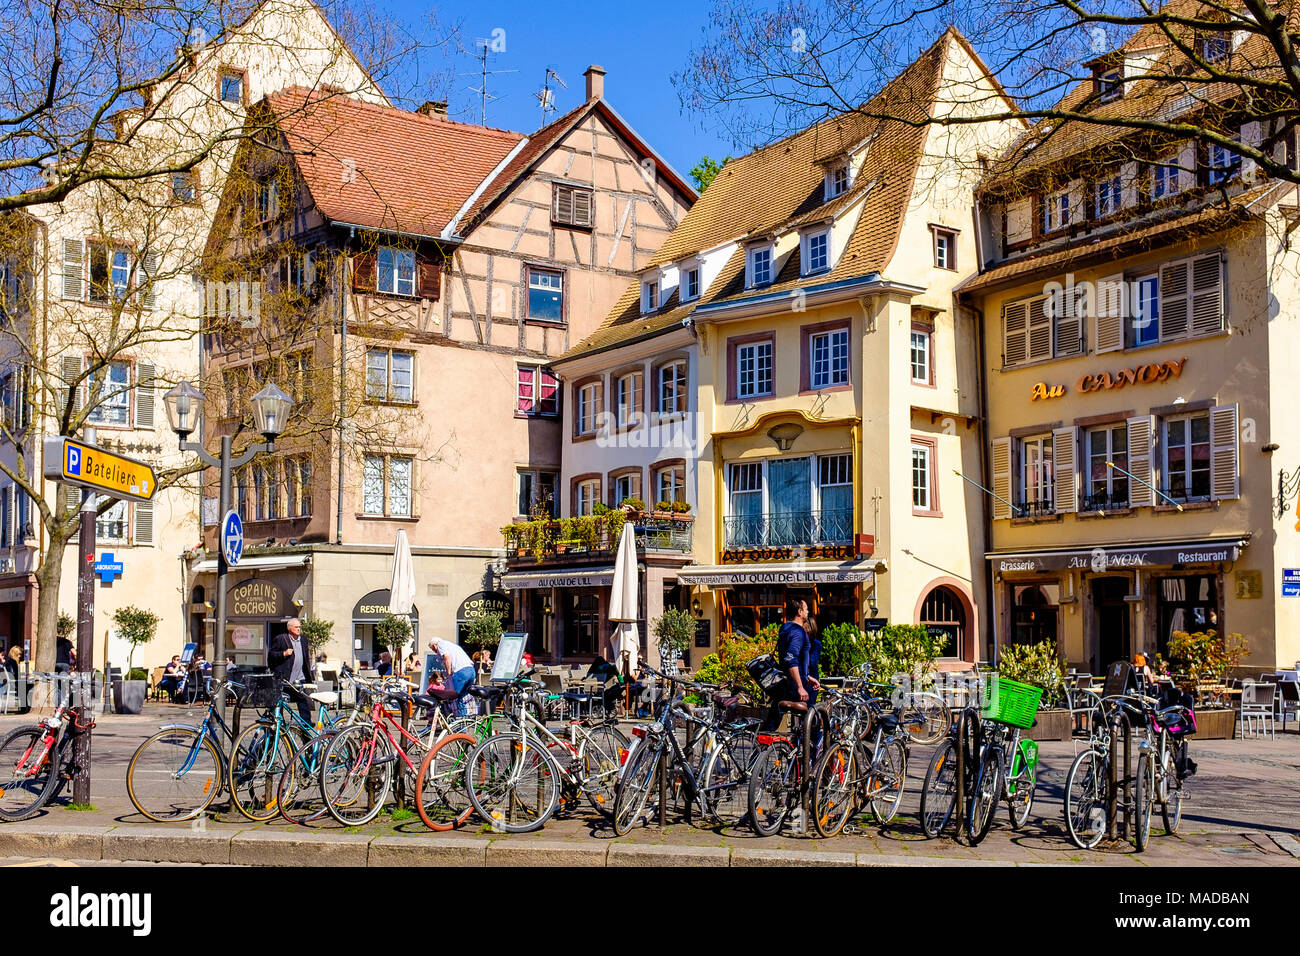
[954,706,981,843]
[1106,710,1135,842]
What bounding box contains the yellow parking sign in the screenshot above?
[42,436,157,502]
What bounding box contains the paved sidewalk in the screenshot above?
[1,704,1296,866]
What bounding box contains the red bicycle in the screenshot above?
[0,702,95,822]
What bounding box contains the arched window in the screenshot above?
[919,585,968,659]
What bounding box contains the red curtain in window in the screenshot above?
[517,367,535,413]
[539,370,558,415]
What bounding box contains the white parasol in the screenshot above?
[607,522,639,676]
[387,530,416,674]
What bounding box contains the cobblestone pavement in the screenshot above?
[0,704,1296,866]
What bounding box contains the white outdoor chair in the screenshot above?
[1239,681,1276,739]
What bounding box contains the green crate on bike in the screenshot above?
[980,675,1041,729]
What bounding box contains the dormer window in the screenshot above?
[1097,69,1123,103]
[825,163,850,200]
[748,244,774,287]
[1040,189,1070,233]
[681,264,701,302]
[1201,31,1230,62]
[801,228,830,275]
[1151,152,1185,199]
[642,279,659,313]
[1094,175,1122,218]
[1206,140,1239,185]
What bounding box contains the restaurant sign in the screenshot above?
[682,564,875,586]
[1028,358,1186,402]
[353,589,421,622]
[228,578,290,618]
[993,540,1242,574]
[721,544,856,564]
[457,591,512,622]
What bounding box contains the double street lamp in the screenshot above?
[164,380,293,715]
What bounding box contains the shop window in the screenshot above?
[567,592,601,656]
[1155,575,1219,660]
[725,586,788,639]
[1011,582,1059,646]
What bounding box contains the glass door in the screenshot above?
[768,457,811,546]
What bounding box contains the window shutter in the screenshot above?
[1002,299,1028,366]
[352,252,376,291]
[1126,415,1154,508]
[1159,259,1190,338]
[133,500,154,546]
[1053,287,1083,357]
[1027,295,1052,360]
[553,185,573,224]
[62,239,85,301]
[1005,198,1032,244]
[1053,426,1079,513]
[1094,273,1124,353]
[991,436,1012,520]
[572,189,593,227]
[62,483,81,515]
[139,251,159,309]
[1190,254,1224,335]
[418,256,441,300]
[1120,161,1139,208]
[1209,403,1239,499]
[61,355,84,420]
[135,360,155,429]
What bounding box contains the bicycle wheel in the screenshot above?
[919,738,958,839]
[612,739,661,835]
[865,738,906,824]
[464,732,560,833]
[126,727,222,823]
[699,737,753,825]
[1006,739,1036,830]
[900,693,952,745]
[320,723,394,825]
[810,742,858,837]
[1134,752,1153,852]
[966,747,1002,845]
[1160,748,1183,834]
[0,726,60,822]
[748,739,796,837]
[277,730,338,826]
[229,722,295,822]
[415,733,476,831]
[1064,749,1106,850]
[578,723,629,816]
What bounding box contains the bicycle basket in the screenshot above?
[980,675,1041,729]
[237,673,281,710]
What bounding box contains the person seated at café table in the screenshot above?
[158,655,185,702]
[376,651,393,677]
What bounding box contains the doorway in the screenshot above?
[1092,577,1132,672]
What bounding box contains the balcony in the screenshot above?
[1079,491,1130,513]
[1013,498,1056,519]
[723,509,852,549]
[502,510,693,564]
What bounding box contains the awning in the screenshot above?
[986,536,1249,574]
[191,553,313,574]
[501,567,618,590]
[676,561,878,586]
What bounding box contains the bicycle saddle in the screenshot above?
[410,693,444,709]
[876,713,900,732]
[309,691,339,706]
[777,700,808,711]
[467,685,506,701]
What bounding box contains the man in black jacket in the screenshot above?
[268,617,314,722]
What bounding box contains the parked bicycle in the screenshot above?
[0,696,96,822]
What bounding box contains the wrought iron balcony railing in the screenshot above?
[722,509,852,549]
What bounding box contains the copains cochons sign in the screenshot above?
[1030,358,1186,402]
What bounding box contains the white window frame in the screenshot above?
[1018,434,1055,512]
[576,381,600,435]
[365,348,414,403]
[655,464,686,505]
[657,360,687,417]
[809,328,849,389]
[641,279,659,314]
[910,329,931,384]
[362,454,414,517]
[824,163,850,200]
[801,229,830,275]
[1085,424,1129,503]
[1161,412,1212,502]
[615,370,643,429]
[1098,69,1123,102]
[747,244,774,288]
[96,498,128,542]
[1151,153,1184,199]
[1040,190,1070,233]
[1130,273,1160,347]
[725,453,854,538]
[682,265,701,302]
[933,228,956,270]
[1094,176,1122,218]
[911,443,932,511]
[86,361,131,427]
[526,267,564,322]
[613,472,641,506]
[377,247,416,297]
[1207,141,1239,185]
[736,340,773,399]
[576,479,600,516]
[516,365,559,417]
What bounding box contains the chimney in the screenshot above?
[584,65,606,102]
[416,100,449,118]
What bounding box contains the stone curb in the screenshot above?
[229,829,370,867]
[103,826,231,864]
[607,842,731,866]
[731,846,856,867]
[0,824,110,861]
[485,838,608,867]
[368,835,489,866]
[856,853,1015,867]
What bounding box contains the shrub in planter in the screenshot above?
[994,639,1066,706]
[1168,629,1249,683]
[127,667,148,682]
[819,623,869,677]
[464,612,503,652]
[716,630,778,700]
[112,605,160,672]
[652,608,695,666]
[861,623,944,682]
[620,497,646,512]
[655,500,672,513]
[299,616,334,655]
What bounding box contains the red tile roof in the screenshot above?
[264,87,524,236]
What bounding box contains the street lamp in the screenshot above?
[164,380,292,718]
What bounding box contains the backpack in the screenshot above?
[746,654,791,698]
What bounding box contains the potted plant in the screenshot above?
[463,612,503,660]
[619,497,646,517]
[670,500,692,521]
[994,639,1071,740]
[654,500,674,518]
[373,612,414,662]
[299,616,334,659]
[111,605,160,714]
[652,608,695,671]
[1169,629,1249,739]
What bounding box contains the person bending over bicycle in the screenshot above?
[760,597,820,732]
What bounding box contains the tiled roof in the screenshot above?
[957,184,1272,293]
[561,29,955,361]
[264,87,524,236]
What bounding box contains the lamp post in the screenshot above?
[164,381,292,719]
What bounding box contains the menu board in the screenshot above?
[490,632,528,684]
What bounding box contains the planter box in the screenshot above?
[1191,708,1236,740]
[1024,707,1072,741]
[112,679,146,715]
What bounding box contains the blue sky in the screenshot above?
[381,0,739,183]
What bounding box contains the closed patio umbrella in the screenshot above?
[608,523,639,703]
[387,530,416,676]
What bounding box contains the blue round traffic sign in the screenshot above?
[221,510,244,567]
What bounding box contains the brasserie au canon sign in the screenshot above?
[1030,357,1186,401]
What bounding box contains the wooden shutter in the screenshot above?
[418,256,442,300]
[572,188,593,227]
[1120,161,1139,208]
[553,185,574,224]
[139,251,159,309]
[1053,425,1079,513]
[352,252,376,291]
[1126,415,1154,508]
[135,360,155,429]
[1027,295,1052,360]
[1159,259,1190,338]
[1209,403,1239,499]
[1190,253,1224,335]
[1002,299,1028,366]
[62,239,85,301]
[61,355,83,420]
[62,483,81,515]
[1005,198,1032,244]
[1094,273,1125,353]
[991,436,1012,520]
[133,500,154,546]
[1053,287,1083,357]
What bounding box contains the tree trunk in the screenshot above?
[34,531,70,672]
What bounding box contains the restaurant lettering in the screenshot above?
[722,545,856,564]
[457,591,512,622]
[1030,382,1065,401]
[1077,358,1186,393]
[996,540,1240,572]
[229,579,285,617]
